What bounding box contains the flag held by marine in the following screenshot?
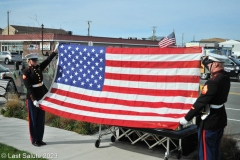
[40,44,202,130]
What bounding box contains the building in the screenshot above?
[0,25,159,57]
[219,40,240,56]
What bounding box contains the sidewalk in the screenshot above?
[0,115,179,160]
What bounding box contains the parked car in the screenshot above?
[0,51,22,64]
[0,64,11,79]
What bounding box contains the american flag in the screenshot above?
[159,32,176,48]
[40,44,202,130]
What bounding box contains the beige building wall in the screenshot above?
[2,26,16,35]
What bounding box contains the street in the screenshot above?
[2,63,240,138]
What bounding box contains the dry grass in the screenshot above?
[1,94,27,119]
[221,135,240,160]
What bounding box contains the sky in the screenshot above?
[0,0,240,45]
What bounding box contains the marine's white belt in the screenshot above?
[32,82,43,87]
[210,104,224,109]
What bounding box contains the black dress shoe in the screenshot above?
[38,141,46,145]
[32,142,41,147]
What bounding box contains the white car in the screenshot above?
[0,51,21,64]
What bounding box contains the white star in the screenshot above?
[95,62,99,66]
[95,71,99,75]
[76,47,79,51]
[72,59,75,63]
[68,46,71,50]
[68,62,71,66]
[71,67,75,71]
[73,80,76,84]
[84,48,87,52]
[91,66,95,70]
[97,84,101,88]
[75,72,78,75]
[66,70,70,74]
[91,74,94,78]
[94,79,98,83]
[95,53,99,57]
[65,78,68,82]
[100,49,103,53]
[71,50,75,54]
[92,49,95,52]
[99,58,103,62]
[87,61,91,65]
[99,76,102,80]
[70,75,73,79]
[83,73,86,77]
[87,52,90,56]
[99,67,103,71]
[86,78,90,82]
[89,83,93,87]
[91,57,95,61]
[81,82,85,85]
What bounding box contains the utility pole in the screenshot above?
[182,33,184,47]
[7,11,11,35]
[152,26,157,41]
[87,21,92,36]
[41,24,44,55]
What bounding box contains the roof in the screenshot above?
[200,38,227,43]
[10,25,69,35]
[0,33,159,46]
[219,39,240,45]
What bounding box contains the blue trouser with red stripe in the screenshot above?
[27,99,45,143]
[198,128,224,160]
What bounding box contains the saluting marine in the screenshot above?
[179,53,230,160]
[23,52,57,147]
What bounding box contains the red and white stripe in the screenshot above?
[40,47,202,130]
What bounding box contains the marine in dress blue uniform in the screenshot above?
[23,52,57,147]
[179,53,230,160]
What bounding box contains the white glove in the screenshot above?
[54,42,59,52]
[33,100,39,107]
[179,117,188,125]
